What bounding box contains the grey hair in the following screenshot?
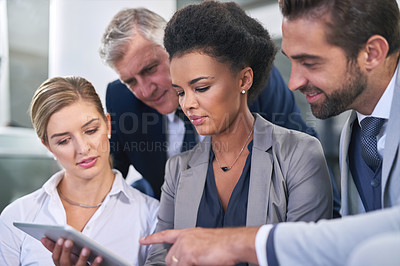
[99,8,166,68]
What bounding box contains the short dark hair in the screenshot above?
[279,0,400,60]
[164,0,277,103]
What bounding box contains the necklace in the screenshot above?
[57,187,103,208]
[214,126,254,172]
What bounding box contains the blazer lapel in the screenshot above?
[174,138,211,229]
[339,111,366,215]
[339,111,356,170]
[247,114,274,226]
[382,73,400,206]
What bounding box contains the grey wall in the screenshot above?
[0,127,60,212]
[7,0,49,128]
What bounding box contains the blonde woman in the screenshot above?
[0,76,158,265]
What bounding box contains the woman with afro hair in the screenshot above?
[144,1,333,265]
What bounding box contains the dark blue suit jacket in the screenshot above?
[106,66,338,205]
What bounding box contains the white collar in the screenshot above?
[357,60,398,123]
[42,169,132,201]
[166,110,177,122]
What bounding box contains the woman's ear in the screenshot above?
[239,67,253,93]
[106,113,111,138]
[41,139,54,157]
[361,35,389,71]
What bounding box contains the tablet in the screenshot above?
[13,222,133,266]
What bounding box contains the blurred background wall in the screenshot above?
[2,0,398,212]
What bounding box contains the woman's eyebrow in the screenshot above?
[50,118,100,139]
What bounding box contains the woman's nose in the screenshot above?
[76,137,90,155]
[181,90,198,111]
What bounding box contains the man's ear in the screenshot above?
[239,67,254,93]
[361,35,389,71]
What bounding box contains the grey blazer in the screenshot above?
[339,71,400,215]
[270,201,400,266]
[145,114,333,265]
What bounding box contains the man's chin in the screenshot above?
[311,105,342,120]
[152,103,178,115]
[311,105,332,120]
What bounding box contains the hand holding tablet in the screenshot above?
[13,222,133,266]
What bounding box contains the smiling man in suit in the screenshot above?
[280,0,400,215]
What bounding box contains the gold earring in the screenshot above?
[241,90,246,94]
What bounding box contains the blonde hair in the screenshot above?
[30,76,106,145]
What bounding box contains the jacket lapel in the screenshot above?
[247,114,274,226]
[339,111,367,215]
[382,72,400,207]
[174,138,211,229]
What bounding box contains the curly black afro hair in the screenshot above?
[164,0,277,103]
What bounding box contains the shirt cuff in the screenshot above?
[255,224,274,266]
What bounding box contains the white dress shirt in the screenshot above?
[357,61,398,157]
[165,111,205,158]
[166,111,186,158]
[255,224,273,266]
[0,170,159,266]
